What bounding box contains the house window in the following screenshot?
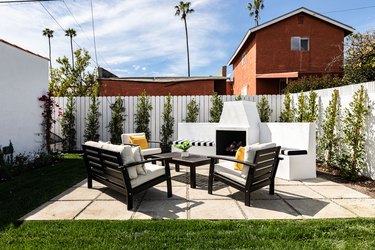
[242,53,246,65]
[291,37,309,51]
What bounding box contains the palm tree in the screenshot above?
[247,0,264,26]
[175,1,194,77]
[65,28,77,68]
[42,28,54,72]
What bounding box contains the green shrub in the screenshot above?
[61,94,76,151]
[343,31,375,84]
[295,91,308,122]
[108,96,126,144]
[84,96,101,142]
[306,90,319,122]
[284,75,345,93]
[257,96,272,122]
[185,98,200,123]
[235,95,242,101]
[160,95,174,152]
[209,92,223,122]
[38,93,59,153]
[135,90,152,139]
[279,92,295,122]
[339,85,371,180]
[319,89,341,166]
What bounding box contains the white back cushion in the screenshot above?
[121,133,145,144]
[241,142,276,177]
[101,144,138,179]
[131,146,146,175]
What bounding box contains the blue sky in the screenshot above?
[0,0,374,77]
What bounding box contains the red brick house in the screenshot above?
[228,7,354,95]
[98,68,230,96]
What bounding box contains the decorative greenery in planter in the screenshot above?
[61,94,76,152]
[306,90,318,122]
[108,96,126,144]
[160,95,174,152]
[279,92,295,122]
[339,85,371,180]
[319,89,341,166]
[135,90,152,139]
[38,93,60,153]
[175,141,192,152]
[235,95,242,101]
[84,96,101,142]
[185,98,199,123]
[257,96,272,122]
[296,91,308,122]
[209,92,223,122]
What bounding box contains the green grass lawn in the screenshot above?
[0,154,374,249]
[1,219,374,249]
[0,154,86,228]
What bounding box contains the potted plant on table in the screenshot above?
[175,141,192,157]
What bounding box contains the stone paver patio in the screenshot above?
[20,165,375,220]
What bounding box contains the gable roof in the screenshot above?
[227,7,355,65]
[0,39,48,60]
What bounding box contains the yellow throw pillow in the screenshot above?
[234,146,245,171]
[128,135,148,149]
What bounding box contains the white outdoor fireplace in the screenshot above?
[215,101,261,156]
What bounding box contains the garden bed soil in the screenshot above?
[317,164,375,198]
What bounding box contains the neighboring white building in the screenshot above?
[0,39,48,154]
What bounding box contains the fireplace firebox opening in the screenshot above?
[216,130,246,156]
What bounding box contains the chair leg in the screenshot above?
[269,179,275,195]
[165,161,172,198]
[245,190,251,206]
[127,193,133,210]
[208,158,215,195]
[167,177,172,198]
[208,174,213,194]
[87,175,92,189]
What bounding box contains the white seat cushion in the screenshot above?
[131,163,165,188]
[214,160,246,186]
[141,148,162,156]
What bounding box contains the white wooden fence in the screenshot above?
[52,81,375,150]
[52,94,284,149]
[52,81,375,179]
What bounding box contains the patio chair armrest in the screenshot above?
[148,140,162,144]
[208,155,256,167]
[122,143,140,147]
[121,156,172,168]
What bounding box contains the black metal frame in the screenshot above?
[82,144,172,210]
[208,146,282,206]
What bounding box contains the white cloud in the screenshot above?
[0,0,232,76]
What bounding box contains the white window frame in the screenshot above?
[291,37,309,51]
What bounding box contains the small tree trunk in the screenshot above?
[48,37,52,73]
[184,17,191,77]
[70,38,74,69]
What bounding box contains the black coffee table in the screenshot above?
[154,152,211,188]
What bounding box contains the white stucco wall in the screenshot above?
[0,41,48,154]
